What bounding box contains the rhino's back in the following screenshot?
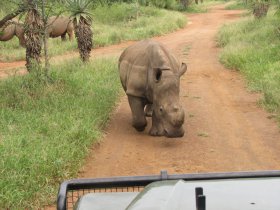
[48,16,70,36]
[119,40,180,98]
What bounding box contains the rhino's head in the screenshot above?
[151,63,187,138]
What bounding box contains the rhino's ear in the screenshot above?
[179,63,187,77]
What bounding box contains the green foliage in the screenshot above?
[0,57,122,209]
[93,5,186,46]
[0,37,77,62]
[225,0,248,9]
[176,0,223,12]
[217,11,280,121]
[93,3,143,23]
[0,0,20,11]
[262,62,280,112]
[65,0,93,23]
[146,0,178,9]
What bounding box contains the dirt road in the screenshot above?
[2,4,280,180]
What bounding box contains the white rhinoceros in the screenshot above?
[119,40,187,138]
[0,19,25,47]
[47,16,74,41]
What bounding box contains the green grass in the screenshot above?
[0,37,78,61]
[217,10,280,122]
[225,0,248,10]
[93,4,186,46]
[0,3,186,62]
[198,132,209,137]
[0,57,122,209]
[183,0,223,13]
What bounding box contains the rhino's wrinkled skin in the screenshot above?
[0,19,25,47]
[119,40,187,138]
[47,16,74,41]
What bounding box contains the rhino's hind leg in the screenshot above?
[128,95,147,132]
[67,22,74,41]
[61,32,67,41]
[67,29,74,41]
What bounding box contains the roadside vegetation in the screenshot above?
[218,9,280,123]
[0,57,122,209]
[225,0,248,9]
[184,0,223,12]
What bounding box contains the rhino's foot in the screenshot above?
[134,125,146,132]
[132,121,147,132]
[149,127,164,136]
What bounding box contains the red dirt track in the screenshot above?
[1,4,280,181]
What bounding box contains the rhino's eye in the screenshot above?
[159,106,163,112]
[155,69,162,82]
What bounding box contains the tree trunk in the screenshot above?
[74,17,93,62]
[24,1,43,72]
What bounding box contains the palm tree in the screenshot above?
[24,0,43,71]
[66,0,93,62]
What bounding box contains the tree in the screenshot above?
[0,0,44,72]
[66,0,93,62]
[24,0,44,72]
[1,0,61,76]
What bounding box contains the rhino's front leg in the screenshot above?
[128,95,147,132]
[149,114,165,136]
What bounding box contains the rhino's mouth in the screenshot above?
[164,127,184,138]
